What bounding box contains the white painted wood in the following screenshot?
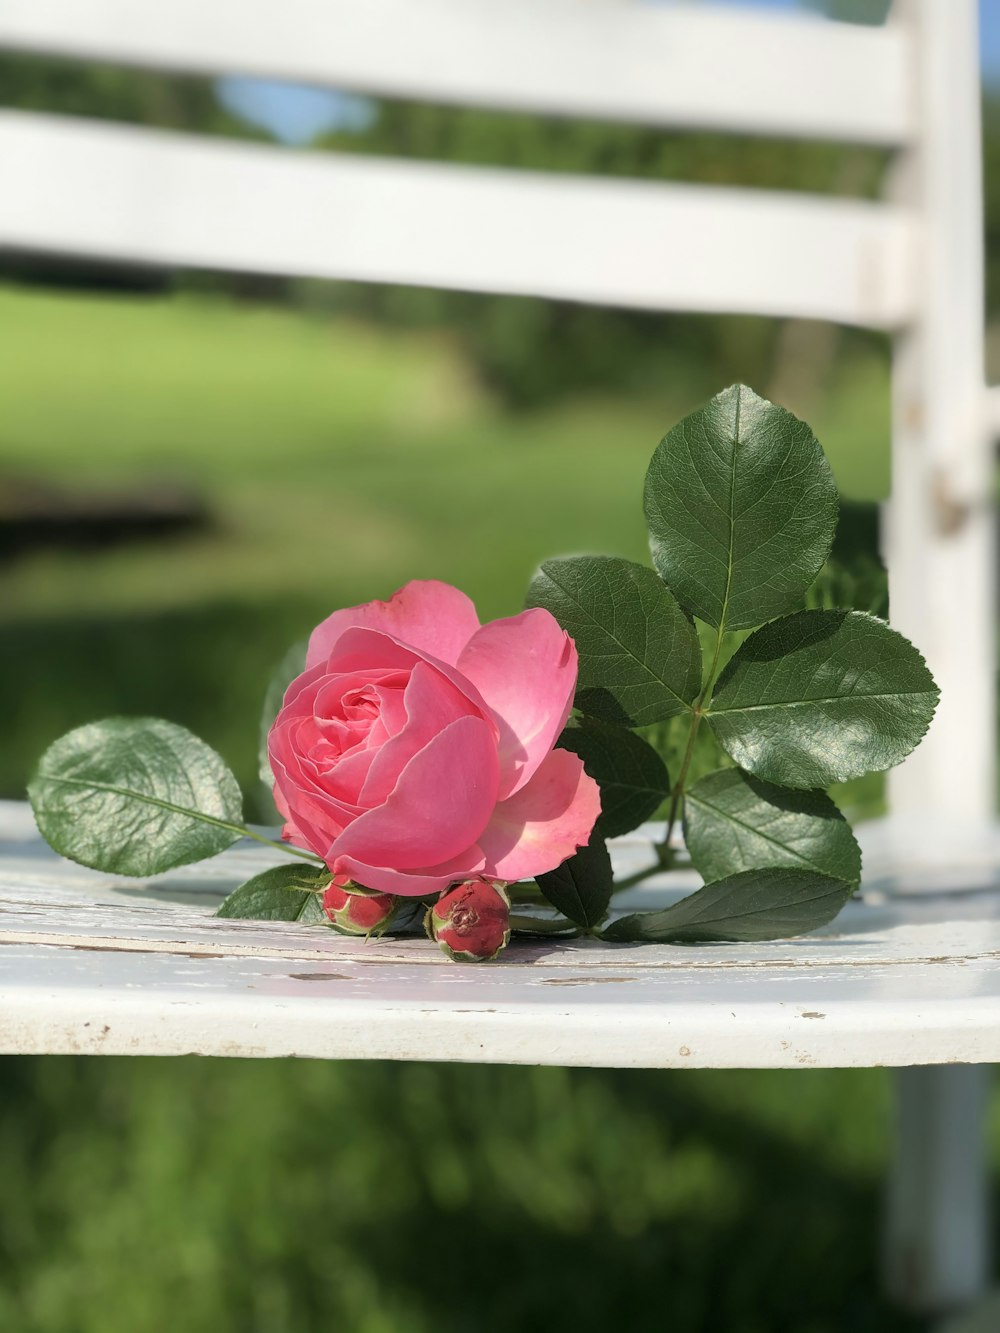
[0,0,915,145]
[877,10,996,1313]
[884,1066,993,1313]
[0,111,917,326]
[3,803,1000,1068]
[884,0,995,832]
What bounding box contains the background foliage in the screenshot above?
[0,1057,962,1333]
[1,10,998,1328]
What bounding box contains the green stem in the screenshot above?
[661,707,703,850]
[509,913,581,937]
[701,625,727,706]
[612,621,728,894]
[240,826,325,864]
[612,847,673,893]
[508,881,544,906]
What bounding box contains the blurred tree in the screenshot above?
[314,103,886,406]
[0,50,258,136]
[802,0,892,21]
[981,96,1000,331]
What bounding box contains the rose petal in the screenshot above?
[281,664,406,723]
[279,659,331,715]
[271,665,413,812]
[330,846,487,897]
[359,661,479,806]
[272,782,311,849]
[310,669,408,724]
[330,715,500,870]
[274,712,374,808]
[368,682,409,745]
[477,749,601,881]
[457,609,577,798]
[307,580,481,669]
[323,628,495,727]
[269,746,362,859]
[314,746,380,806]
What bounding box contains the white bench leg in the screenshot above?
[884,1065,993,1313]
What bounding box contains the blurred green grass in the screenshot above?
[0,1057,948,1333]
[0,284,891,807]
[0,286,931,1333]
[0,286,891,497]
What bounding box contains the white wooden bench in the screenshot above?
[7,803,1000,1068]
[0,0,997,1317]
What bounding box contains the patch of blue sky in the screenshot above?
[216,77,375,145]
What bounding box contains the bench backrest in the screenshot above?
[0,0,991,834]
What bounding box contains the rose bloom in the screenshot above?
[268,580,600,896]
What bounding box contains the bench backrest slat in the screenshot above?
[0,110,917,327]
[0,0,914,144]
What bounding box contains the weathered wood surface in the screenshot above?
[2,802,1000,1068]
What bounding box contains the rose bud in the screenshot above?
[321,882,398,937]
[425,879,511,962]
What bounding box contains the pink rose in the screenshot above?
[427,879,511,962]
[268,579,600,896]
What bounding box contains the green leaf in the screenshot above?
[644,384,838,631]
[707,610,939,788]
[558,717,670,838]
[259,639,308,783]
[684,768,861,885]
[535,831,614,928]
[601,868,853,943]
[216,863,330,921]
[28,717,245,877]
[526,555,701,726]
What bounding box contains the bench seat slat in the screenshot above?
[3,802,1000,1069]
